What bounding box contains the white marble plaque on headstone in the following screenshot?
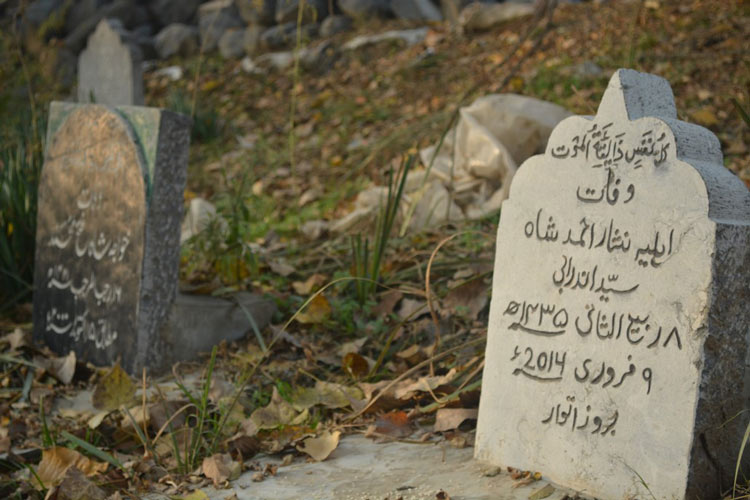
[475,69,750,499]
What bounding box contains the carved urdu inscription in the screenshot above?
[33,106,146,365]
[475,70,720,499]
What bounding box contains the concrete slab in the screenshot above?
[203,434,582,500]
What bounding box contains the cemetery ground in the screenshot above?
[1,0,749,498]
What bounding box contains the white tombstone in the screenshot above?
[475,69,750,499]
[78,19,144,106]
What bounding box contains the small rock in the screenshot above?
[392,0,443,22]
[257,50,295,70]
[300,40,337,72]
[149,0,201,26]
[343,27,428,50]
[458,2,535,32]
[338,0,391,18]
[155,23,199,59]
[320,15,353,37]
[243,25,264,55]
[198,0,244,52]
[241,56,263,74]
[219,28,245,58]
[154,65,184,81]
[573,60,604,78]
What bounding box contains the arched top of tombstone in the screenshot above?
[510,69,750,223]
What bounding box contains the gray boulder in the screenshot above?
[155,23,199,59]
[65,0,107,34]
[260,21,318,49]
[458,1,535,32]
[320,15,353,37]
[198,0,245,52]
[338,0,391,18]
[275,0,328,24]
[243,25,264,54]
[392,0,442,22]
[63,0,138,54]
[219,28,245,58]
[149,0,201,26]
[236,0,277,25]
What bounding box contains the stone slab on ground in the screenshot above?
[200,435,582,500]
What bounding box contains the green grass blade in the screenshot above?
[60,430,125,472]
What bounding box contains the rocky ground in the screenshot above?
[0,0,749,498]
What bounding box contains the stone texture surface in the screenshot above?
[161,292,276,365]
[338,0,391,18]
[199,434,581,500]
[198,0,244,52]
[34,102,191,375]
[319,15,353,37]
[275,0,328,24]
[218,28,245,58]
[458,2,535,32]
[392,0,443,22]
[475,69,750,499]
[77,19,144,106]
[155,23,199,59]
[149,0,201,26]
[64,0,137,54]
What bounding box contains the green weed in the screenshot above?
[350,155,413,305]
[166,89,222,143]
[0,114,44,311]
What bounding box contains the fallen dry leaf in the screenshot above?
[209,375,235,403]
[0,328,28,353]
[529,483,555,500]
[36,447,108,488]
[372,410,411,438]
[251,387,308,429]
[177,491,210,500]
[202,453,241,487]
[87,410,109,430]
[290,381,363,411]
[433,408,478,432]
[92,363,136,411]
[690,107,719,127]
[296,430,340,462]
[295,293,331,324]
[291,273,327,295]
[342,352,369,379]
[41,351,76,384]
[371,290,403,317]
[442,278,488,319]
[269,258,296,277]
[393,368,459,399]
[397,297,427,320]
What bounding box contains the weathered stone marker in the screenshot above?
[33,102,190,374]
[78,19,144,106]
[475,69,750,499]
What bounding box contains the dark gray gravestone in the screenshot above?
[78,19,144,106]
[33,102,190,374]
